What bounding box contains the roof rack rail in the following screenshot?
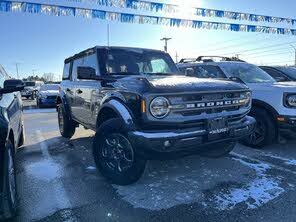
[179,56,246,64]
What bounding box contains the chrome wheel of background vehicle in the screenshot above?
[101,134,134,173]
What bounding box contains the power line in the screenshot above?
[243,50,293,59]
[226,39,296,55]
[242,45,293,57]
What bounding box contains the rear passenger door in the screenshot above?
[71,53,101,127]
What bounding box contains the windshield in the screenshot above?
[40,84,59,91]
[25,81,36,87]
[219,63,276,83]
[276,67,296,79]
[104,49,181,76]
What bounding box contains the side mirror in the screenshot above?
[185,68,195,76]
[77,66,96,80]
[0,79,25,94]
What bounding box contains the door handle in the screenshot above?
[77,89,83,94]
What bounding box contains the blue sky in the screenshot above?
[1,0,296,80]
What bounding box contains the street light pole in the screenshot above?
[15,62,20,79]
[160,37,172,52]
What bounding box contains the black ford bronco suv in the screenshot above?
[57,46,256,185]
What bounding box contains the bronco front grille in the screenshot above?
[168,91,249,117]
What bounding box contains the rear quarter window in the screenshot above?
[63,62,71,80]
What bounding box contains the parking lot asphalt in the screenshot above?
[9,100,296,222]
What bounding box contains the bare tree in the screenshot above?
[43,73,55,82]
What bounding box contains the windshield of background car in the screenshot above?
[104,49,181,75]
[180,65,227,78]
[219,63,276,83]
[25,82,36,87]
[276,67,296,79]
[40,84,59,91]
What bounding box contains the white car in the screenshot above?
[178,58,296,148]
[36,84,59,108]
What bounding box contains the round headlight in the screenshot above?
[287,94,296,107]
[150,97,170,119]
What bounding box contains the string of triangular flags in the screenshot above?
[1,0,296,35]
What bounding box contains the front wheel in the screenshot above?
[199,141,236,158]
[93,118,146,185]
[2,139,17,220]
[58,105,76,138]
[241,107,276,148]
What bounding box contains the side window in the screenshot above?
[150,59,170,73]
[63,62,71,80]
[264,68,287,81]
[193,65,226,78]
[72,54,99,81]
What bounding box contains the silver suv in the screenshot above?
[178,57,296,148]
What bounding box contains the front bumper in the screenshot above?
[278,116,296,136]
[129,116,256,160]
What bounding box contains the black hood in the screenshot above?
[145,75,248,92]
[112,75,249,94]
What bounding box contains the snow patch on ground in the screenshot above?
[213,158,284,210]
[261,153,296,166]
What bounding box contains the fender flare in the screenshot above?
[98,99,135,130]
[56,93,73,121]
[252,99,279,120]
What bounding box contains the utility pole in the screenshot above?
[160,37,172,52]
[15,62,20,79]
[175,52,179,63]
[291,45,296,66]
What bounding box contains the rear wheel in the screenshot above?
[2,139,17,220]
[18,124,25,147]
[93,118,146,185]
[241,107,276,148]
[199,141,236,158]
[58,105,76,138]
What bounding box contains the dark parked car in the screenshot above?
[0,77,25,220]
[56,46,256,185]
[260,66,296,82]
[36,84,59,108]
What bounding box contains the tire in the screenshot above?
[18,124,25,147]
[199,141,236,158]
[25,96,29,100]
[58,104,76,138]
[2,139,17,220]
[93,118,146,185]
[241,107,276,148]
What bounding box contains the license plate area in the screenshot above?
[207,118,228,135]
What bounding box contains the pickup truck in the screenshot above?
[57,47,255,185]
